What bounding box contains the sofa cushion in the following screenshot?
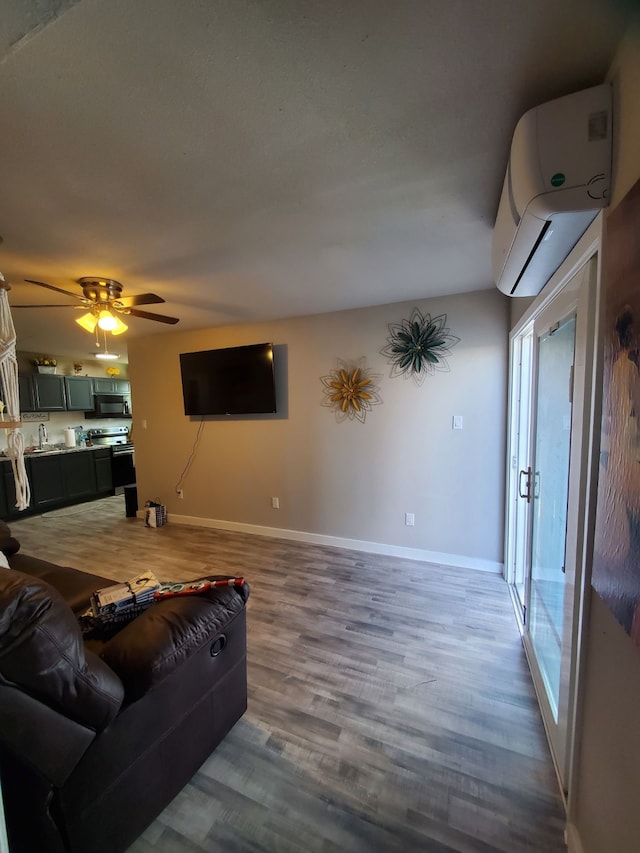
[0,567,124,730]
[100,581,250,701]
[8,553,116,613]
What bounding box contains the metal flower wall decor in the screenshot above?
[381,307,459,384]
[320,358,382,423]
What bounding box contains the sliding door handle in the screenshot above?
[519,467,533,503]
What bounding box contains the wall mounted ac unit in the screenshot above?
[492,83,612,297]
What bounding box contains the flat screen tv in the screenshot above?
[179,342,276,416]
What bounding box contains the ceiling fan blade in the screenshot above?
[115,293,165,308]
[124,307,180,324]
[24,279,87,301]
[11,304,80,308]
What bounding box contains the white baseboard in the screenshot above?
[159,512,503,574]
[565,822,584,853]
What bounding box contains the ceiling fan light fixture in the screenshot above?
[76,312,97,333]
[94,351,119,360]
[110,315,128,335]
[97,309,117,331]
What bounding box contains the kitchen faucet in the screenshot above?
[38,423,48,449]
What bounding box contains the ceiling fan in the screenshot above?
[12,277,180,339]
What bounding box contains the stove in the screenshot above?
[87,427,136,488]
[87,426,134,456]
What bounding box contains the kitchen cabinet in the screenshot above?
[17,374,36,412]
[63,451,96,500]
[0,374,31,410]
[64,376,94,411]
[0,462,11,518]
[0,460,23,518]
[32,374,66,412]
[0,449,115,520]
[18,374,101,413]
[93,378,130,394]
[29,454,66,508]
[30,451,108,510]
[94,448,113,493]
[16,374,129,413]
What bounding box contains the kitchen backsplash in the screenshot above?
[1,412,132,452]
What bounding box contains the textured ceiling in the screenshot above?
[0,0,630,360]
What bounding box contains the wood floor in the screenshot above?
[9,497,566,852]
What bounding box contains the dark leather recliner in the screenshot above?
[0,547,249,853]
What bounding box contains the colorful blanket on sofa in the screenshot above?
[79,573,245,638]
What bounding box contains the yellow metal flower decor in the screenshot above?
[320,358,382,423]
[381,307,459,385]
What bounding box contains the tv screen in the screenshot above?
[179,342,276,416]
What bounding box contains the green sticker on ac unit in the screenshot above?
[551,173,566,187]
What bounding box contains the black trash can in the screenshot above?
[124,483,138,518]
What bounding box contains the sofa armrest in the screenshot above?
[99,582,249,702]
[0,682,96,787]
[0,569,124,731]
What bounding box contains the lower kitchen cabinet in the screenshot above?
[30,451,98,507]
[1,460,21,519]
[61,451,96,500]
[29,454,67,509]
[0,462,13,518]
[0,449,115,519]
[94,448,113,494]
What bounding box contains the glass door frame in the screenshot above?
[504,215,603,802]
[505,325,534,630]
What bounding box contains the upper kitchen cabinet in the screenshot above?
[93,378,130,394]
[17,374,36,412]
[32,373,66,411]
[0,373,35,415]
[16,373,129,413]
[64,376,94,411]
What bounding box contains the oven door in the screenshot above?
[111,450,136,488]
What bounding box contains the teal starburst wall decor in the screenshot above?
[382,308,459,385]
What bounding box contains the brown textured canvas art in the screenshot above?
[592,177,640,646]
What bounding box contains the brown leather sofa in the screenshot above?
[0,521,250,853]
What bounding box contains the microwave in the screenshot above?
[89,394,132,418]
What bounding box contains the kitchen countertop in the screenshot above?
[0,445,108,458]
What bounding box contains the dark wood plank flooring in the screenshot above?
[9,497,566,852]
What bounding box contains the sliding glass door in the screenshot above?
[506,255,597,792]
[529,311,576,721]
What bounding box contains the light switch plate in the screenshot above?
[453,415,463,430]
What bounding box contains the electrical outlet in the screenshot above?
[271,497,280,509]
[405,512,415,526]
[177,489,184,499]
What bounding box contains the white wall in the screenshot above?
[569,24,640,853]
[129,288,509,570]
